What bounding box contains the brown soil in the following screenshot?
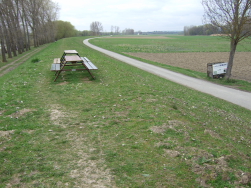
[8,109,37,119]
[125,52,251,82]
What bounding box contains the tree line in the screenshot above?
[0,1,136,63]
[89,21,135,36]
[0,0,59,62]
[184,24,220,36]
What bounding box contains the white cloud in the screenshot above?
[53,0,204,32]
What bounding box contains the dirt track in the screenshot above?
[125,52,251,82]
[0,45,48,77]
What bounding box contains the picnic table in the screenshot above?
[51,50,98,82]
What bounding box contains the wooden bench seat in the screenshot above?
[51,58,61,71]
[53,58,61,64]
[81,57,98,70]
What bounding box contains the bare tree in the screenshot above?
[202,0,251,79]
[90,21,103,36]
[123,28,134,35]
[114,26,120,35]
[111,25,113,34]
[0,0,59,62]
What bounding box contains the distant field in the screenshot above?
[91,35,251,83]
[92,35,251,53]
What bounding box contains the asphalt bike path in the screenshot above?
[84,38,251,111]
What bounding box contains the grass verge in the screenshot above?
[0,36,250,187]
[90,36,251,92]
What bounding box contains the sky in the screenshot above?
[52,0,205,32]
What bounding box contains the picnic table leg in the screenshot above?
[81,62,95,79]
[87,69,95,79]
[54,63,65,82]
[60,52,66,62]
[54,71,61,82]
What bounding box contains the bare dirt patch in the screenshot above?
[8,109,37,119]
[0,130,15,137]
[204,129,222,140]
[0,110,5,116]
[150,120,184,134]
[67,132,116,188]
[125,52,251,82]
[49,106,116,187]
[50,105,68,126]
[57,81,69,85]
[150,120,251,187]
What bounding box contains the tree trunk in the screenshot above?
[1,39,7,62]
[2,24,12,58]
[225,40,237,80]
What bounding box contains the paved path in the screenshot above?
[84,38,251,111]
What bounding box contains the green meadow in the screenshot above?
[91,35,251,53]
[90,35,251,91]
[0,36,250,187]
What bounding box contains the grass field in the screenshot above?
[91,35,251,53]
[0,36,251,187]
[90,35,251,91]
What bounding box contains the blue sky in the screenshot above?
[53,0,204,32]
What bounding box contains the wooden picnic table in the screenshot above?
[60,50,80,62]
[64,55,82,62]
[51,50,98,82]
[64,50,78,54]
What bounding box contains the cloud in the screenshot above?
[53,0,204,31]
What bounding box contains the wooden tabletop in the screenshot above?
[64,50,78,54]
[64,55,82,62]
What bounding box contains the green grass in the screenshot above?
[0,46,37,67]
[90,35,251,91]
[31,57,40,63]
[91,35,251,53]
[0,36,251,187]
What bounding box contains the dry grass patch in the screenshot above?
[50,104,68,126]
[150,120,184,134]
[204,129,222,140]
[57,81,69,85]
[67,132,117,188]
[8,109,37,119]
[0,130,15,137]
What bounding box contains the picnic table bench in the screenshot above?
[81,57,98,70]
[50,50,98,81]
[51,58,61,71]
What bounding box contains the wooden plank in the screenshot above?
[81,57,98,70]
[64,50,78,54]
[53,58,60,64]
[85,62,97,70]
[51,63,60,71]
[65,55,82,62]
[88,62,98,70]
[84,57,91,62]
[83,61,93,70]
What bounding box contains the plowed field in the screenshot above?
[125,52,251,82]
